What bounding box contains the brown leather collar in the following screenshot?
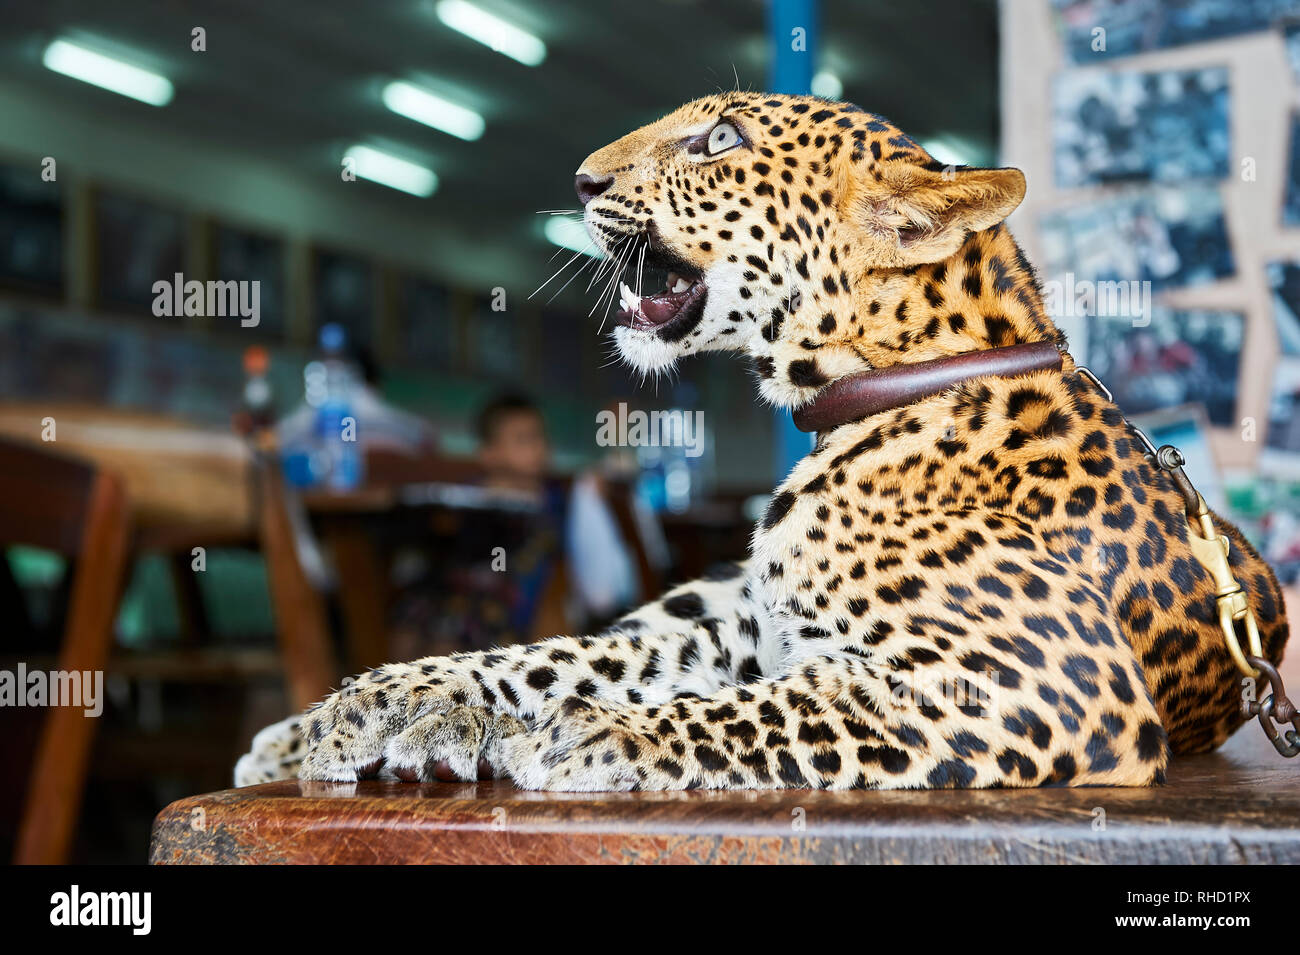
[792,341,1064,433]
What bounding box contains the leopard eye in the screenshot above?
[706,121,743,156]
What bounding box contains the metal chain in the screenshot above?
[1244,657,1300,757]
[1074,364,1295,757]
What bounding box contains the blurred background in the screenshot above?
[0,0,1297,863]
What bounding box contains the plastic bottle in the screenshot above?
[240,345,274,432]
[312,323,364,490]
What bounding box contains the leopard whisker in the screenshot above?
[594,234,638,326]
[546,242,603,303]
[635,242,647,300]
[590,235,631,319]
[586,233,626,292]
[595,241,634,324]
[531,242,599,300]
[586,234,627,297]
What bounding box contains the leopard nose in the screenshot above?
[575,173,614,205]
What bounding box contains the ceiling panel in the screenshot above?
[0,0,998,298]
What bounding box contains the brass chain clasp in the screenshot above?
[1075,364,1294,757]
[1123,437,1266,680]
[1137,438,1294,757]
[1242,657,1300,758]
[1180,492,1264,679]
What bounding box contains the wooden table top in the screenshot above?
[0,402,254,536]
[150,717,1299,864]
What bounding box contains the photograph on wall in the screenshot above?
[1266,259,1300,354]
[1226,474,1300,583]
[1039,184,1235,294]
[0,163,62,295]
[1285,19,1300,81]
[313,250,373,352]
[214,225,287,340]
[399,276,457,371]
[1083,308,1243,426]
[539,308,588,392]
[1051,0,1300,62]
[1261,355,1300,476]
[469,295,523,380]
[1053,66,1229,187]
[1129,404,1225,510]
[95,192,185,313]
[1283,114,1300,226]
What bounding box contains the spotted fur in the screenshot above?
[238,94,1287,791]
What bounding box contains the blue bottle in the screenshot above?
[313,323,364,491]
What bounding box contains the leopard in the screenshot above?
[236,92,1288,792]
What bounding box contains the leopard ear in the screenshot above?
[847,164,1025,266]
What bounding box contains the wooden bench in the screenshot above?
[151,702,1299,865]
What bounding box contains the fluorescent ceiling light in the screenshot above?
[544,217,600,257]
[383,81,484,141]
[436,0,547,66]
[42,38,173,106]
[811,70,842,100]
[344,145,438,197]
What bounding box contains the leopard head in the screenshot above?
[576,92,1040,407]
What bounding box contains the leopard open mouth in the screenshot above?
[613,240,707,334]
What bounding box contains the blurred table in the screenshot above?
[0,402,340,710]
[299,480,543,673]
[149,652,1300,865]
[0,403,255,545]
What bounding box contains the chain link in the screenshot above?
[1074,364,1294,757]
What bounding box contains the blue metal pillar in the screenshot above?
[768,0,819,481]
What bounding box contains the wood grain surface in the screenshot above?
[151,717,1300,865]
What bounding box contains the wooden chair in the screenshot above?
[0,438,131,865]
[364,446,485,487]
[252,453,340,710]
[2,430,344,863]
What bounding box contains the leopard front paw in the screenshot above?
[383,706,527,782]
[297,663,514,782]
[500,697,682,792]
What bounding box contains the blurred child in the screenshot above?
[476,394,553,492]
[391,393,642,658]
[476,394,642,629]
